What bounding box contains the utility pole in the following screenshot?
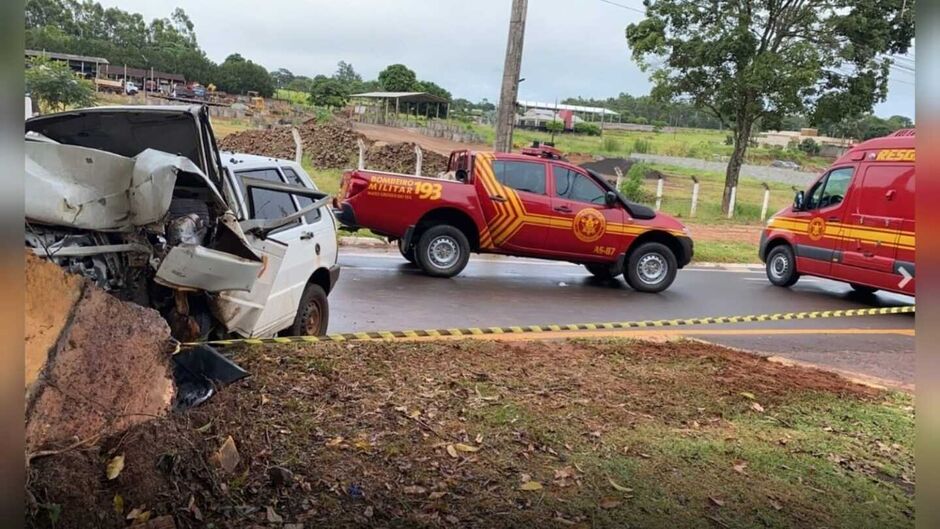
[494,0,528,152]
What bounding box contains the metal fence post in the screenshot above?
[415,145,423,176]
[357,138,366,170]
[614,166,623,190]
[690,176,699,217]
[727,186,737,219]
[655,175,664,211]
[760,183,771,221]
[291,127,303,164]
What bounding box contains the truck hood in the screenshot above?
[25,105,222,189]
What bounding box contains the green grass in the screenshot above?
[694,240,760,263]
[275,88,312,106]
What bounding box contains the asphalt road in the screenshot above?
[330,249,915,385]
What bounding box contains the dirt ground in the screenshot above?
[27,338,913,529]
[353,123,489,156]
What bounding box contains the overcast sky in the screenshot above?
[98,0,914,118]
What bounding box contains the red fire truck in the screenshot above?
[759,129,915,296]
[334,148,693,293]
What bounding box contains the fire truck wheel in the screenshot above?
[398,238,416,264]
[585,263,620,280]
[849,283,878,295]
[292,283,330,336]
[416,225,470,278]
[625,242,677,293]
[766,245,800,287]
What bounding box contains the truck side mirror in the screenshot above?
[604,191,618,207]
[793,190,805,210]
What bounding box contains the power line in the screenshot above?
[597,0,646,15]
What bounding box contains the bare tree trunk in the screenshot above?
[722,119,753,211]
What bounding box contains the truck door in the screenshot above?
[836,164,911,276]
[220,167,319,336]
[548,165,625,258]
[475,157,552,252]
[793,166,854,277]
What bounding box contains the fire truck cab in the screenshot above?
[759,129,915,296]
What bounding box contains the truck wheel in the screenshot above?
[585,263,620,280]
[625,242,677,293]
[415,225,470,278]
[850,283,878,295]
[291,283,329,336]
[398,238,416,264]
[766,245,800,287]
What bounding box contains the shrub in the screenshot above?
[634,116,649,125]
[619,162,653,202]
[799,138,820,155]
[544,120,564,134]
[602,136,621,152]
[725,135,734,145]
[574,122,601,136]
[652,120,668,128]
[632,138,651,154]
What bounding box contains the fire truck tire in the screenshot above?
[625,242,677,293]
[415,225,470,278]
[849,283,878,295]
[291,283,330,336]
[398,238,416,264]
[585,263,620,280]
[765,245,800,287]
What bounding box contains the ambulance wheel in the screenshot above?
[766,245,800,287]
[850,283,878,295]
[416,225,470,278]
[398,238,416,264]
[625,242,677,293]
[292,283,329,336]
[585,263,620,280]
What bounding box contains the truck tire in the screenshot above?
[766,245,800,287]
[415,225,470,278]
[624,242,677,293]
[585,263,620,280]
[398,238,416,264]
[850,283,878,295]
[291,283,329,336]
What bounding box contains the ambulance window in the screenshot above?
[493,160,546,195]
[553,167,606,204]
[808,167,853,209]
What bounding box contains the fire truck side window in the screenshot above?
[493,160,546,195]
[553,167,606,204]
[807,167,853,209]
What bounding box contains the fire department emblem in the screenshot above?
[573,208,606,243]
[808,217,826,241]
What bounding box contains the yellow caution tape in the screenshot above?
[185,305,915,347]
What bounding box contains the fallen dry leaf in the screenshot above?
[519,481,543,491]
[106,454,125,480]
[403,485,427,495]
[446,444,458,458]
[326,436,344,447]
[261,394,271,406]
[214,436,239,473]
[608,478,633,493]
[732,461,748,474]
[266,506,283,524]
[364,505,374,518]
[739,391,756,400]
[751,402,765,413]
[113,494,124,515]
[599,497,622,509]
[429,491,447,499]
[770,499,783,511]
[709,496,725,507]
[454,443,479,453]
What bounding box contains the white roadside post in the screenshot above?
[357,138,366,170]
[727,185,737,219]
[690,176,700,217]
[614,166,624,190]
[655,175,664,211]
[760,183,771,222]
[414,145,423,176]
[291,127,303,164]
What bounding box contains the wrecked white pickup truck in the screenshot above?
[25,105,340,340]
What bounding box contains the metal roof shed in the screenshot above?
[350,91,450,120]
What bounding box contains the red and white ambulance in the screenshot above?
[759,129,915,296]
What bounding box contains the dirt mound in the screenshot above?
[579,157,634,177]
[298,118,365,169]
[366,142,449,175]
[217,127,295,160]
[25,253,175,456]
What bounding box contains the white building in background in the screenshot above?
[757,128,856,157]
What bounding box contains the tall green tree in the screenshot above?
[26,57,96,111]
[626,0,914,209]
[377,64,418,92]
[214,53,275,96]
[308,75,349,107]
